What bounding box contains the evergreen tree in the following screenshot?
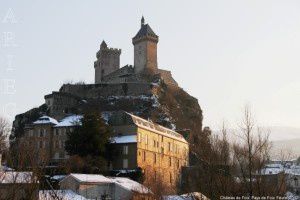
[65,112,112,159]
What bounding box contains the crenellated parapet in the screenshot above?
[94,40,121,84]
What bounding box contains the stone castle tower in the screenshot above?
[132,17,159,73]
[94,41,121,84]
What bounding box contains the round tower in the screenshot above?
[94,41,121,84]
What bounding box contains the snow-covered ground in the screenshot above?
[39,190,88,200]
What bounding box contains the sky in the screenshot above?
[0,0,299,136]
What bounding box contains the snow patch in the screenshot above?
[111,135,137,144]
[55,115,82,127]
[33,116,58,125]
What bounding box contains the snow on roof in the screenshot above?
[68,173,113,184]
[261,167,283,175]
[111,135,137,144]
[51,175,66,181]
[109,177,151,194]
[265,164,283,168]
[0,172,35,184]
[55,115,82,127]
[61,174,151,194]
[33,116,58,125]
[126,112,187,144]
[39,190,88,200]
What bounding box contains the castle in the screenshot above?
[93,17,177,86]
[44,17,178,120]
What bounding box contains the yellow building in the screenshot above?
[110,112,189,190]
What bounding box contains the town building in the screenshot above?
[22,115,82,166]
[109,112,189,190]
[60,173,152,200]
[21,111,189,191]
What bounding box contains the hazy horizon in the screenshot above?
[1,1,299,137]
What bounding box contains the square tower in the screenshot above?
[132,17,159,73]
[94,41,121,84]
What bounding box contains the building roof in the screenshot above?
[33,116,58,125]
[111,135,137,144]
[126,112,188,144]
[0,172,36,184]
[66,173,113,184]
[61,174,151,194]
[109,177,151,194]
[54,115,82,127]
[133,24,158,40]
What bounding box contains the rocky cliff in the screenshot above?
[11,74,203,144]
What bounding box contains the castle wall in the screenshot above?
[59,82,155,99]
[157,69,178,88]
[102,65,135,83]
[44,92,81,120]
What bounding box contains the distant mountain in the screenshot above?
[271,138,300,159]
[213,126,300,159]
[264,126,300,141]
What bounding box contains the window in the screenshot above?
[153,140,156,147]
[145,135,148,145]
[154,153,157,164]
[143,151,146,161]
[169,172,172,183]
[54,152,59,159]
[169,157,172,167]
[39,141,43,149]
[59,152,64,159]
[168,142,171,152]
[39,129,43,137]
[138,133,142,143]
[123,145,128,155]
[55,129,59,136]
[123,159,128,169]
[295,178,299,186]
[55,140,59,148]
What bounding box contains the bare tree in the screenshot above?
[0,116,9,153]
[232,105,274,198]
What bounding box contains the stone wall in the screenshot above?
[44,92,81,119]
[59,82,155,98]
[157,69,178,88]
[102,65,136,83]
